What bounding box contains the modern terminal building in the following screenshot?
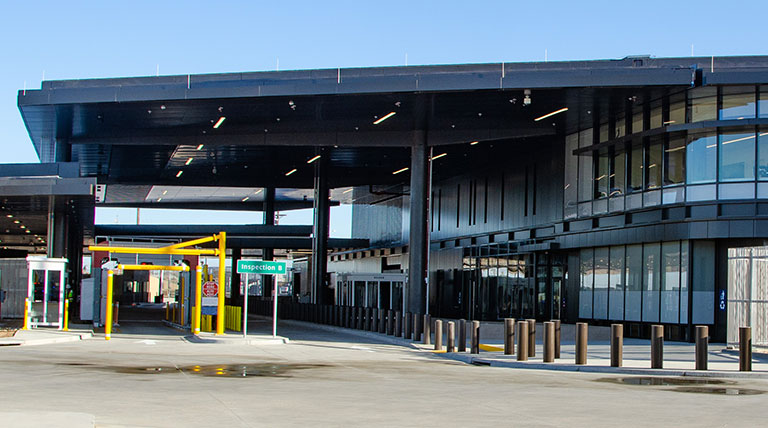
[5,55,768,344]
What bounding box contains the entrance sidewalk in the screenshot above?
[0,327,92,346]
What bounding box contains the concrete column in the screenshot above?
[610,324,623,368]
[407,131,429,314]
[447,321,455,353]
[517,321,528,361]
[543,321,555,363]
[504,318,515,355]
[575,322,588,365]
[262,188,275,298]
[311,157,330,305]
[458,319,466,352]
[695,326,708,371]
[651,325,664,369]
[527,319,536,358]
[470,321,480,354]
[740,327,752,372]
[423,314,431,345]
[434,320,443,351]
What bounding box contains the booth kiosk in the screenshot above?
[26,256,68,329]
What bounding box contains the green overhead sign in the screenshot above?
[236,260,287,275]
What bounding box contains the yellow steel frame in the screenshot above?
[88,232,227,340]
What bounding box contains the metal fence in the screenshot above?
[727,247,768,347]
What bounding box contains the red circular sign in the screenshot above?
[202,282,218,297]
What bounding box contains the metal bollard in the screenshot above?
[553,319,561,358]
[379,309,386,334]
[364,307,370,331]
[504,318,515,355]
[740,326,752,372]
[651,325,664,369]
[387,310,394,335]
[527,319,536,357]
[470,321,480,354]
[395,311,402,337]
[543,321,555,363]
[434,320,443,351]
[358,307,365,330]
[370,308,378,332]
[575,322,588,365]
[695,325,708,371]
[414,313,423,342]
[423,314,431,345]
[404,312,412,339]
[458,319,467,352]
[610,324,623,368]
[447,321,455,353]
[517,320,528,361]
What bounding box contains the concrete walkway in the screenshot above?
[0,327,92,346]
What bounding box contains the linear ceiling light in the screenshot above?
[470,141,479,145]
[242,197,250,202]
[285,168,297,176]
[373,112,396,125]
[255,189,263,195]
[185,158,193,165]
[307,155,321,164]
[5,214,12,218]
[431,153,447,161]
[196,144,204,150]
[342,188,353,194]
[392,167,409,175]
[534,107,568,122]
[176,171,183,177]
[213,117,226,129]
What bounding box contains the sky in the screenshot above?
[1,1,765,235]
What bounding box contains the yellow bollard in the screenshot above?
[194,265,202,335]
[63,299,70,331]
[180,276,185,326]
[216,231,226,335]
[165,301,169,321]
[23,298,29,330]
[105,270,114,340]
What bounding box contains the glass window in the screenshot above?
[690,87,717,122]
[599,123,609,143]
[593,247,609,320]
[578,129,594,202]
[680,241,689,324]
[668,93,686,125]
[650,101,663,129]
[758,130,768,180]
[625,244,642,321]
[629,142,643,192]
[647,138,662,190]
[686,133,717,184]
[608,245,625,320]
[615,115,626,139]
[720,86,756,120]
[564,133,579,217]
[661,241,681,323]
[642,243,661,322]
[664,135,685,185]
[719,130,755,182]
[611,149,626,197]
[632,105,644,134]
[579,249,594,319]
[595,150,610,199]
[759,86,768,119]
[692,241,715,324]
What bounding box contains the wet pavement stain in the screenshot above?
[597,376,731,386]
[672,386,765,395]
[112,363,329,378]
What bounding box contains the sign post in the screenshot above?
[237,260,287,338]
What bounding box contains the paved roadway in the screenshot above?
[1,319,767,427]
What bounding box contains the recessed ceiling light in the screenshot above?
[213,117,226,129]
[307,155,321,164]
[431,153,447,160]
[285,168,297,176]
[185,158,193,165]
[157,198,162,202]
[255,189,263,194]
[13,220,19,224]
[392,167,409,175]
[373,112,396,125]
[176,171,183,178]
[241,197,250,202]
[196,144,204,150]
[20,225,26,229]
[162,190,168,195]
[5,214,12,218]
[25,230,30,234]
[534,107,568,122]
[470,141,479,145]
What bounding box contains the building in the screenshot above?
[12,55,768,343]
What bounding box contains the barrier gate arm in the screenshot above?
[87,246,219,256]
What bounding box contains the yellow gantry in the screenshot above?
[88,232,227,340]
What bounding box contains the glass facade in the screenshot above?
[687,133,717,184]
[578,241,690,324]
[719,130,755,181]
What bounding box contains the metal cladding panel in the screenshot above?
[703,71,768,85]
[0,259,28,318]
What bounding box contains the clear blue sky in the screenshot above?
[1,1,765,233]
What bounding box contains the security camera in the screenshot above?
[523,89,532,106]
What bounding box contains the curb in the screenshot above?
[0,331,93,347]
[164,320,291,344]
[278,319,423,350]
